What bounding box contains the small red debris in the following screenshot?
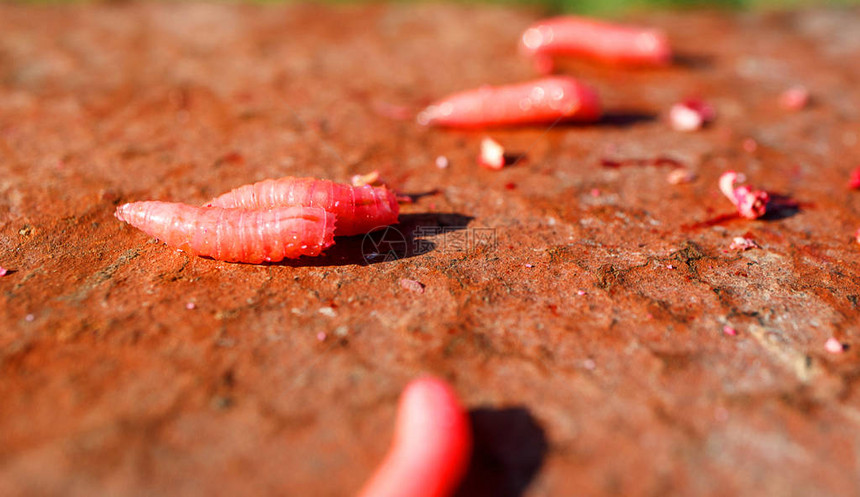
[719,171,770,219]
[722,325,737,336]
[316,331,327,342]
[478,137,505,170]
[849,167,860,189]
[351,170,381,187]
[666,168,696,185]
[400,278,426,294]
[729,236,759,251]
[779,85,810,111]
[435,156,450,169]
[590,188,600,197]
[825,337,845,354]
[742,138,758,153]
[669,98,715,132]
[504,182,517,190]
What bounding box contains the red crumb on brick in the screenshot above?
[779,86,810,111]
[722,325,737,336]
[669,98,715,132]
[825,337,844,354]
[478,137,505,170]
[400,278,426,294]
[719,171,770,219]
[667,168,696,185]
[351,170,381,187]
[729,237,759,251]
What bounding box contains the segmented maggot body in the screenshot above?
[520,16,672,69]
[115,202,336,263]
[358,378,472,497]
[205,177,399,237]
[417,76,601,128]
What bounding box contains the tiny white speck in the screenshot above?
[318,307,336,318]
[25,314,35,322]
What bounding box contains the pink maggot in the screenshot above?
[205,177,399,237]
[417,76,601,128]
[359,377,472,497]
[520,16,672,71]
[115,202,335,263]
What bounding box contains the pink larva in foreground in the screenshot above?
[417,76,601,128]
[115,202,335,263]
[719,171,769,220]
[205,177,399,237]
[359,377,472,497]
[520,16,672,72]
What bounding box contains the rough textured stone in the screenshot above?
[1,3,860,496]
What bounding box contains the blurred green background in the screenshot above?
[12,0,860,15]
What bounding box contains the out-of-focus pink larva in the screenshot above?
[115,202,335,263]
[358,377,472,497]
[520,16,672,71]
[417,76,601,128]
[205,177,399,237]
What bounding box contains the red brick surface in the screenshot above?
[2,3,860,496]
